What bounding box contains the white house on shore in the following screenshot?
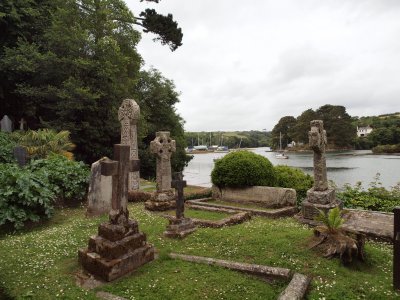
[357,126,373,137]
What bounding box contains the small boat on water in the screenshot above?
[275,153,289,159]
[275,132,289,159]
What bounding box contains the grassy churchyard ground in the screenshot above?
[0,203,397,300]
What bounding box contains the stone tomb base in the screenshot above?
[78,220,154,282]
[145,189,176,211]
[163,217,197,238]
[301,199,342,220]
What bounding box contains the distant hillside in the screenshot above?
[184,130,271,148]
[352,112,400,150]
[353,112,400,127]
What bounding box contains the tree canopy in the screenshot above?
[0,0,189,176]
[271,105,355,149]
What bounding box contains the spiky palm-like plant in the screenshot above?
[13,129,75,159]
[315,207,344,234]
[311,207,365,263]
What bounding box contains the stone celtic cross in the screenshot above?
[150,131,176,193]
[172,172,187,219]
[309,120,328,191]
[118,99,140,191]
[101,144,140,224]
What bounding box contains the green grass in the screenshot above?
[206,199,274,210]
[0,203,397,299]
[164,208,232,220]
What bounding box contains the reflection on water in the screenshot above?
[183,148,400,189]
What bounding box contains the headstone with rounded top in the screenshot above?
[1,115,12,132]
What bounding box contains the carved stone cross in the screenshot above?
[309,120,328,191]
[150,131,176,192]
[101,144,140,224]
[118,99,140,191]
[172,172,187,219]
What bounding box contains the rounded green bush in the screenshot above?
[211,150,276,187]
[0,163,56,229]
[274,165,314,204]
[28,154,90,203]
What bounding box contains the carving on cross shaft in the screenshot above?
[118,99,140,190]
[309,120,328,191]
[150,131,176,192]
[172,172,187,219]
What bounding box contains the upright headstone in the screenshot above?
[164,172,196,238]
[301,120,341,219]
[1,115,12,132]
[394,207,400,290]
[86,157,113,217]
[13,146,28,167]
[19,118,27,130]
[145,131,177,211]
[118,99,140,191]
[79,144,154,282]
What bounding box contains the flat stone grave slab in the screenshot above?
[342,209,393,242]
[161,205,251,228]
[296,208,393,242]
[187,198,298,218]
[169,253,311,300]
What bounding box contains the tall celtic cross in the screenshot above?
[150,131,176,193]
[308,120,328,191]
[118,99,140,191]
[172,172,187,219]
[101,144,140,224]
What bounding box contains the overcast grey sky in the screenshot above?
[126,0,400,132]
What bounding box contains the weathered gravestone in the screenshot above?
[119,99,140,191]
[145,131,177,211]
[79,144,154,282]
[13,146,28,167]
[18,118,27,130]
[394,207,400,290]
[164,172,196,238]
[301,120,341,219]
[86,157,113,217]
[1,115,12,132]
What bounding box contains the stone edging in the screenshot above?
[169,253,311,299]
[161,209,251,228]
[187,198,298,218]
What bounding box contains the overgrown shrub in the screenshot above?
[0,164,56,229]
[372,144,400,154]
[274,165,314,205]
[0,132,16,163]
[337,174,400,212]
[211,151,276,187]
[29,155,90,203]
[12,129,75,159]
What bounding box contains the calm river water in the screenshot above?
[183,148,400,189]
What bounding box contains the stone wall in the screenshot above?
[211,185,296,208]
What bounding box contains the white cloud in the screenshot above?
[125,0,400,131]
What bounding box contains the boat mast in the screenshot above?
[279,132,282,151]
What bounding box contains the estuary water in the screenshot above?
[183,148,400,189]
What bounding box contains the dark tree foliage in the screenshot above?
[134,69,191,178]
[292,109,318,144]
[271,116,296,149]
[316,105,355,148]
[0,0,188,176]
[353,113,400,149]
[271,105,356,149]
[137,9,183,51]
